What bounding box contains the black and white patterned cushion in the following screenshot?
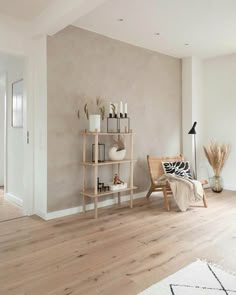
[162,161,192,179]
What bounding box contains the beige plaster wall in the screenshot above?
[47,26,181,212]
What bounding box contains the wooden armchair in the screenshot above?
[146,154,208,211]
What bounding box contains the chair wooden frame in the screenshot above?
[146,154,208,211]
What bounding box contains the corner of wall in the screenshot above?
[31,35,48,217]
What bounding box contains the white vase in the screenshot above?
[108,147,126,161]
[89,114,101,132]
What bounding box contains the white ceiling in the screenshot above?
[73,0,236,58]
[0,0,53,21]
[0,0,109,36]
[1,0,236,58]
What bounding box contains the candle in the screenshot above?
[124,103,127,114]
[89,114,101,132]
[120,101,123,115]
[109,102,113,117]
[114,103,118,114]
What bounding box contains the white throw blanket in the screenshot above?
[159,173,203,211]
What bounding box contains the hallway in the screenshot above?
[0,188,23,222]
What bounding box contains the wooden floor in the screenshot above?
[0,189,236,295]
[0,188,23,222]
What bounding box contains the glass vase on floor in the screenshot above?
[209,176,223,193]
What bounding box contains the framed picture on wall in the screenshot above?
[12,79,23,128]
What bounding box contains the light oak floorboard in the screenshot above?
[0,189,236,294]
[0,189,23,222]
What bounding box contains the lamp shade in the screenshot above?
[188,121,197,134]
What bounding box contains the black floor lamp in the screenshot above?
[188,121,197,179]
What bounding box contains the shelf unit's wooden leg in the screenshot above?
[82,195,86,213]
[117,162,121,205]
[94,197,98,219]
[130,131,134,209]
[94,132,98,219]
[203,190,208,208]
[82,132,87,214]
[118,192,121,205]
[130,189,133,208]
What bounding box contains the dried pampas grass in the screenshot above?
[203,142,230,177]
[112,136,125,151]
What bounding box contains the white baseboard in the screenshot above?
[5,193,23,207]
[37,183,236,221]
[224,184,236,191]
[45,191,146,221]
[34,209,48,220]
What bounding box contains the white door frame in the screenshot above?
[22,55,34,215]
[3,71,7,194]
[0,71,7,189]
[1,50,34,216]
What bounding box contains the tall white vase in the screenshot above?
[89,114,101,132]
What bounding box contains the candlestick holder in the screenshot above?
[119,117,130,133]
[97,177,110,192]
[107,116,130,133]
[92,143,105,162]
[107,117,119,133]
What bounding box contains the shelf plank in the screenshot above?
[81,186,138,198]
[81,159,136,166]
[81,131,133,136]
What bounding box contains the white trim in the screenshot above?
[5,193,23,207]
[37,183,236,221]
[34,209,47,220]
[23,55,34,216]
[224,184,236,191]
[45,191,146,221]
[3,72,7,194]
[46,206,83,220]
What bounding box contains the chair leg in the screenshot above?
[163,187,170,211]
[203,191,208,208]
[146,186,153,199]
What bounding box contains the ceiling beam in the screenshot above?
[32,0,108,36]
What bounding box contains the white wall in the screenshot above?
[183,54,236,188]
[182,57,204,179]
[0,54,26,202]
[202,54,236,188]
[182,57,193,162]
[31,36,48,218]
[0,16,50,217]
[0,74,5,186]
[7,59,25,201]
[0,16,30,56]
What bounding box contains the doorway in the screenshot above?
[0,53,26,221]
[0,187,23,221]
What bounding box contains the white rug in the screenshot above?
[138,260,236,294]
